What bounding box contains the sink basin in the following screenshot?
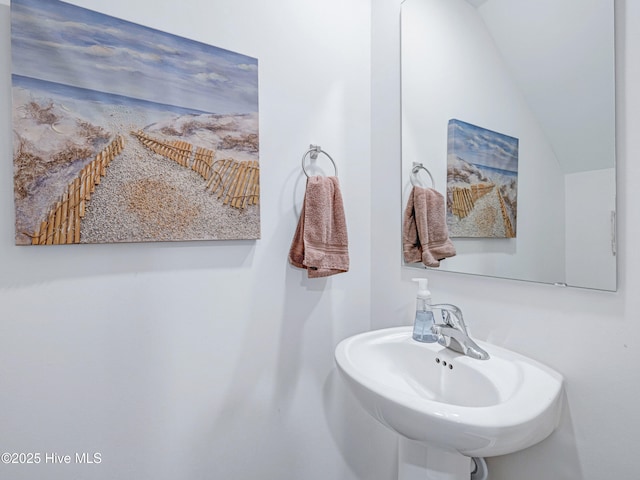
[334,327,563,458]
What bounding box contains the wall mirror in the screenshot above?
[401,0,617,291]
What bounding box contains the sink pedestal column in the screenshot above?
[398,437,470,480]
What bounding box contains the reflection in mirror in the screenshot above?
[401,0,616,291]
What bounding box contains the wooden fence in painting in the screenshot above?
[497,189,515,238]
[192,146,215,180]
[206,159,260,209]
[30,135,125,245]
[132,131,259,209]
[450,182,495,219]
[131,131,192,167]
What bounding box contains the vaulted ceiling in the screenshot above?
[464,0,615,173]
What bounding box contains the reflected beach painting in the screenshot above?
[446,119,518,238]
[12,0,260,245]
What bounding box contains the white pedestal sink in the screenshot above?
[334,327,564,479]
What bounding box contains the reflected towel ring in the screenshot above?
[410,163,435,188]
[302,144,338,177]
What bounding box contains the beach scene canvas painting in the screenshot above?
[446,119,518,238]
[12,0,260,245]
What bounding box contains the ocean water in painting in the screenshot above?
[13,75,214,117]
[447,119,518,238]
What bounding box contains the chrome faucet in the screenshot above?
[431,304,490,360]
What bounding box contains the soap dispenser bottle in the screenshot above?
[412,278,438,343]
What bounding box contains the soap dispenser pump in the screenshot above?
[412,278,438,343]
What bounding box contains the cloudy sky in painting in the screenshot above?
[11,0,258,114]
[448,119,518,173]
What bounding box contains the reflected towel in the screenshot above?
[403,185,456,267]
[289,176,349,278]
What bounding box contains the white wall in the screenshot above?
[0,1,397,479]
[373,0,640,479]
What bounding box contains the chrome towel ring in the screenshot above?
[410,162,435,188]
[301,144,338,177]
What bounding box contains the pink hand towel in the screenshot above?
[403,185,456,267]
[289,176,349,278]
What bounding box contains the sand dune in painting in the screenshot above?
[13,85,260,245]
[446,156,517,238]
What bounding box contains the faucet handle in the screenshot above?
[431,304,468,334]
